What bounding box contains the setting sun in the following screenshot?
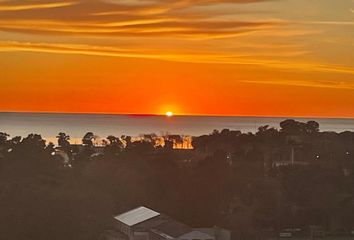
[166,111,173,117]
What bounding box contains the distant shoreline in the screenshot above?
[1,111,354,120]
[1,112,354,140]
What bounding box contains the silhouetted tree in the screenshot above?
[82,132,94,146]
[57,132,70,148]
[0,132,9,145]
[306,121,320,134]
[280,119,302,135]
[105,135,123,156]
[121,135,132,148]
[10,136,22,145]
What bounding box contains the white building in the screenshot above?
[102,207,231,240]
[112,206,167,240]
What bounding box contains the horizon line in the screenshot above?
[1,110,354,121]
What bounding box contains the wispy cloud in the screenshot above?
[0,40,296,61]
[0,19,277,38]
[0,1,77,11]
[0,0,278,39]
[296,21,354,26]
[241,79,354,90]
[1,41,352,76]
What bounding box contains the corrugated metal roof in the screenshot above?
[114,206,160,226]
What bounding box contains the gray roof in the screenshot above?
[151,219,192,238]
[114,206,160,227]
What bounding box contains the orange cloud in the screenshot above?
[241,79,354,90]
[1,40,352,76]
[0,1,77,11]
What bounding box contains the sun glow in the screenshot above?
[166,111,173,117]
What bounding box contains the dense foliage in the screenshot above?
[0,119,354,240]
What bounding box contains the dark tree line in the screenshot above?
[0,119,354,240]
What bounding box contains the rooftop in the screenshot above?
[114,206,161,227]
[151,219,192,238]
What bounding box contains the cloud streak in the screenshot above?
[241,79,354,90]
[0,0,278,39]
[296,21,354,26]
[0,19,276,38]
[1,41,352,76]
[0,1,77,11]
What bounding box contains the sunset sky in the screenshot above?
[0,0,353,117]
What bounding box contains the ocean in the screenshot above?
[1,112,354,140]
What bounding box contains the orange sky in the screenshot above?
[0,0,353,117]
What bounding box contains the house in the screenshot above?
[150,219,192,240]
[112,206,168,240]
[102,206,231,240]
